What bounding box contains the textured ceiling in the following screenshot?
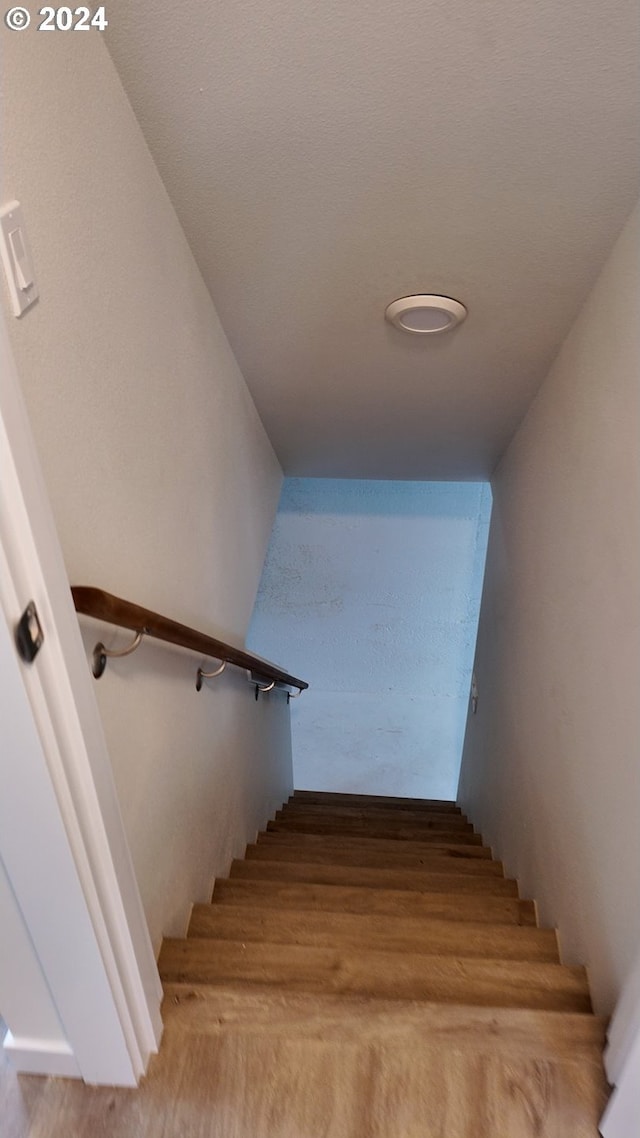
[105,1,639,478]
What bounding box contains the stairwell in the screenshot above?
[158,791,608,1135]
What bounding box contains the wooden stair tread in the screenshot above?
[255,837,494,860]
[163,984,605,1062]
[158,937,591,1012]
[291,790,461,813]
[231,858,520,894]
[280,804,473,829]
[153,792,596,1128]
[188,903,558,962]
[155,791,603,1130]
[272,815,482,838]
[255,828,482,855]
[212,877,537,925]
[268,816,483,844]
[257,830,491,860]
[248,841,499,872]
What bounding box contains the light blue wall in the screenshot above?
[247,479,491,799]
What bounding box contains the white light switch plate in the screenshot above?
[0,201,39,317]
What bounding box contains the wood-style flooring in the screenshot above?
[0,792,609,1137]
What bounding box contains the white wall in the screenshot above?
[458,202,640,1016]
[1,32,292,952]
[249,479,490,798]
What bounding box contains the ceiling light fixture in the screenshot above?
[385,294,467,335]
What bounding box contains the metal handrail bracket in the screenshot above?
[93,629,145,679]
[196,660,226,692]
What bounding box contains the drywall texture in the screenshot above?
[248,480,490,797]
[1,32,291,952]
[458,202,640,1016]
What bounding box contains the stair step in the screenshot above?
[292,790,462,814]
[188,903,558,962]
[158,938,591,1013]
[155,790,602,1127]
[267,817,484,844]
[230,858,519,895]
[257,830,492,862]
[212,877,538,925]
[163,985,605,1063]
[282,803,473,829]
[248,841,499,874]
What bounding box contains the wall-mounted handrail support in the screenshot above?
[248,671,276,701]
[71,586,308,696]
[93,629,145,679]
[196,660,226,692]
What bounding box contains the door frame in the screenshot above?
[0,310,161,1084]
[601,952,640,1136]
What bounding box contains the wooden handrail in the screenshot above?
[71,586,308,692]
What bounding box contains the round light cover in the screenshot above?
[385,295,467,335]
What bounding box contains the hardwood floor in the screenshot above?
[0,793,609,1136]
[1,997,608,1137]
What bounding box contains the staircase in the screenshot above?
[158,791,608,1135]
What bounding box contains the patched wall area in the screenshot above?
[248,480,491,797]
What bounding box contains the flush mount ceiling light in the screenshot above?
[385,294,467,335]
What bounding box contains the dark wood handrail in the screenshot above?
[71,586,308,692]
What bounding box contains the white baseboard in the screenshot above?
[3,1030,81,1078]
